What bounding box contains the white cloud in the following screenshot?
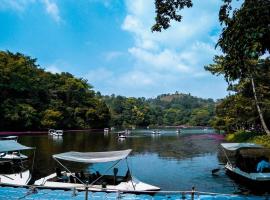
[41,0,61,23]
[46,65,61,74]
[0,0,61,23]
[0,0,36,11]
[108,0,227,98]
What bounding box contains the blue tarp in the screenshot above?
[0,187,268,200]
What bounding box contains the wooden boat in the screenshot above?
[221,143,270,190]
[34,149,160,192]
[0,140,34,186]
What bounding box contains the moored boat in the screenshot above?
[34,149,160,192]
[151,130,161,135]
[0,136,18,141]
[0,140,35,186]
[221,143,270,190]
[48,129,63,136]
[117,131,127,138]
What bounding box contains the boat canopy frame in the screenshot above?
[52,149,132,163]
[52,149,135,190]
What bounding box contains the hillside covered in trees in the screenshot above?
[103,93,215,128]
[0,51,110,130]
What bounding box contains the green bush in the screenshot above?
[226,129,264,142]
[250,135,270,148]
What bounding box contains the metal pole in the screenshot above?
[191,186,195,200]
[85,181,89,200]
[125,158,135,190]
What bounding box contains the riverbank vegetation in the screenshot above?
[226,130,270,148]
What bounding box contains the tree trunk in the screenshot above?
[250,76,270,135]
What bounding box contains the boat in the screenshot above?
[0,136,18,141]
[220,143,270,190]
[48,129,63,136]
[0,140,35,186]
[34,149,160,192]
[117,131,127,138]
[151,130,161,135]
[0,151,28,161]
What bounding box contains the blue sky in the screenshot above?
[0,0,229,99]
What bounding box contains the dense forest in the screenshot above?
[0,51,110,130]
[0,51,215,131]
[103,93,215,128]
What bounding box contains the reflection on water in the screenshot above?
[18,129,248,194]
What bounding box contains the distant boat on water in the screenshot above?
[48,129,63,136]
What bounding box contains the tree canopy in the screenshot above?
[0,51,110,130]
[104,93,215,128]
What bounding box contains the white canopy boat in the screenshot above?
[117,131,127,139]
[0,151,28,160]
[0,140,35,186]
[0,136,18,141]
[221,143,270,189]
[48,129,63,136]
[151,130,161,135]
[34,149,160,192]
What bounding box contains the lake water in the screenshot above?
[18,129,254,194]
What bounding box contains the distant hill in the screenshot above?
[104,92,215,128]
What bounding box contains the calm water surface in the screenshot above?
[18,129,248,194]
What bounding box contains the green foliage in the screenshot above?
[41,109,63,128]
[152,0,193,32]
[251,135,270,148]
[226,130,270,148]
[104,92,215,128]
[226,130,262,142]
[0,51,110,130]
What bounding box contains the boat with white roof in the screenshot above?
[220,143,270,189]
[0,140,35,186]
[34,149,160,192]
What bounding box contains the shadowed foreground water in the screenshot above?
[18,129,258,194]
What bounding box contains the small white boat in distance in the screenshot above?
[48,129,63,136]
[0,140,34,186]
[35,149,160,192]
[117,131,127,139]
[151,130,161,135]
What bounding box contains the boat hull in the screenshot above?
[225,165,270,192]
[34,172,160,192]
[0,170,31,186]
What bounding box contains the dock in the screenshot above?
[0,186,266,199]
